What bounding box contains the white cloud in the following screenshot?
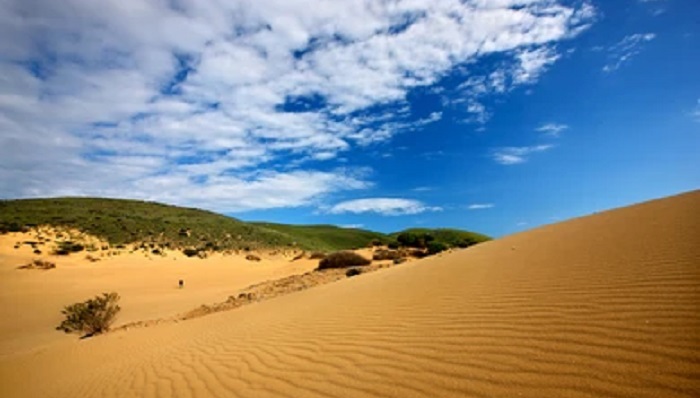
[339,224,364,229]
[536,122,569,137]
[0,0,595,211]
[492,144,554,165]
[468,203,495,210]
[603,33,656,72]
[692,99,700,121]
[328,198,441,216]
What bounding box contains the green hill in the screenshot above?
[0,198,294,250]
[252,223,390,252]
[0,198,490,252]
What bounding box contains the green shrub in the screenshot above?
[318,251,371,270]
[396,232,434,248]
[182,248,199,257]
[427,241,448,255]
[56,292,121,337]
[387,241,400,250]
[54,241,85,255]
[456,237,479,248]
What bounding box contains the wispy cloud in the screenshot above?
[339,224,364,229]
[492,145,554,165]
[603,33,656,72]
[0,0,595,211]
[692,99,700,122]
[328,198,441,216]
[536,123,569,137]
[468,203,494,210]
[638,0,667,16]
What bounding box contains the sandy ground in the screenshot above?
[0,232,323,357]
[1,190,699,397]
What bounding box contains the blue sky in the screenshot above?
[0,0,698,237]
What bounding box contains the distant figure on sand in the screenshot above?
[179,279,184,289]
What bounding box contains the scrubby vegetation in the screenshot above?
[391,228,489,249]
[18,259,56,270]
[372,249,402,261]
[56,292,121,337]
[346,268,362,277]
[308,252,327,260]
[318,251,371,270]
[54,241,85,255]
[427,241,449,255]
[385,228,490,256]
[253,222,390,252]
[0,198,490,254]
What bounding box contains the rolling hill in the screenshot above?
[0,197,489,252]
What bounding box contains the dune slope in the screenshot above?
[1,191,699,398]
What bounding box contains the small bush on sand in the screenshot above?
[245,254,261,262]
[18,259,56,270]
[427,241,449,255]
[318,251,371,270]
[308,252,326,260]
[182,248,199,257]
[346,268,362,277]
[372,249,401,261]
[54,241,85,255]
[56,292,120,337]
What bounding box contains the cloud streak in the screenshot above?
[468,203,495,210]
[492,145,554,165]
[536,123,569,137]
[603,33,656,72]
[328,198,441,216]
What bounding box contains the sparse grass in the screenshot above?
[318,251,371,270]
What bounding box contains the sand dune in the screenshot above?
[1,191,699,397]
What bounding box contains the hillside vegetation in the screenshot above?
[252,223,390,252]
[0,198,489,252]
[390,228,491,248]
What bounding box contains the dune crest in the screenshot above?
[1,191,699,397]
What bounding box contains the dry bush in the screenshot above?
[372,249,402,261]
[308,252,327,260]
[318,251,371,270]
[18,259,56,270]
[246,254,261,262]
[346,268,362,277]
[56,292,120,337]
